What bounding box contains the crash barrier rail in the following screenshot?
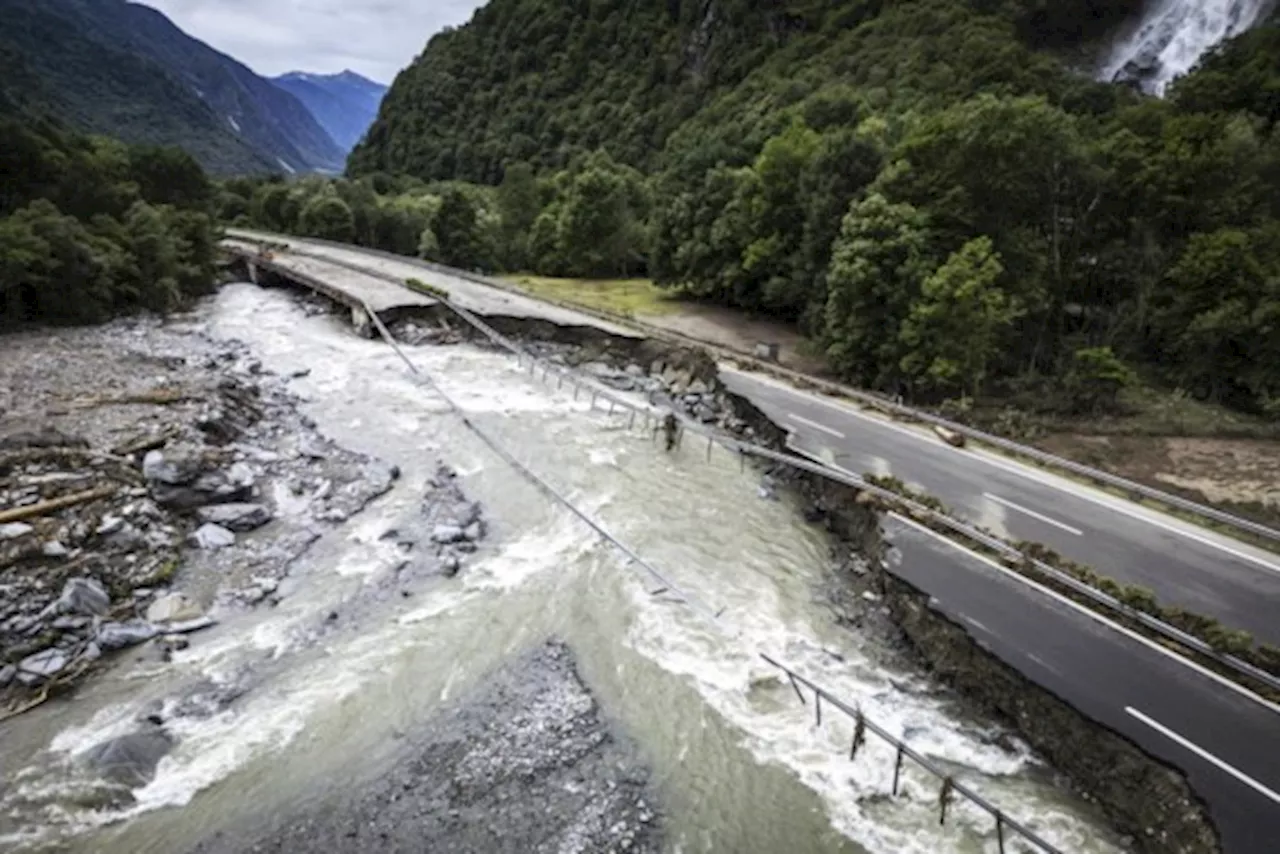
[224,229,1280,547]
[237,246,1070,853]
[227,243,1280,701]
[760,653,1063,854]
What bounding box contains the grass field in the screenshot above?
[500,274,680,317]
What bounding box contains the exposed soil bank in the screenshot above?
[186,639,661,854]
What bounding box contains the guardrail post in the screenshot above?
[996,813,1006,854]
[707,435,713,462]
[938,777,954,826]
[629,410,636,430]
[892,744,905,795]
[815,691,823,727]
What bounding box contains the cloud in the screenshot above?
[141,0,484,83]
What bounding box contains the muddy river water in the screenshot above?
[0,284,1127,853]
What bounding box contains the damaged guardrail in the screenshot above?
[759,653,1064,854]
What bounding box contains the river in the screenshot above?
[0,283,1126,854]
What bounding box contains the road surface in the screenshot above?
[888,515,1280,853]
[724,369,1280,646]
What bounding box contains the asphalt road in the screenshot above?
[724,369,1280,645]
[886,515,1280,854]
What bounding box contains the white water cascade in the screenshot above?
[1100,0,1273,94]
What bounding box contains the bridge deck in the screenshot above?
[224,241,437,315]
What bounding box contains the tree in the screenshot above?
[497,161,542,267]
[299,194,355,242]
[899,236,1022,399]
[251,183,293,231]
[121,201,182,311]
[0,199,116,325]
[821,194,936,388]
[432,189,483,269]
[128,146,213,210]
[1062,347,1137,414]
[1153,227,1280,407]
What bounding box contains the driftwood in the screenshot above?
[112,428,178,457]
[77,388,200,408]
[0,486,116,524]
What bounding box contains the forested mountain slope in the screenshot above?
[0,0,344,175]
[340,0,1280,417]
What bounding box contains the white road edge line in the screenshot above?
[1125,707,1280,805]
[983,492,1084,536]
[884,511,1280,717]
[727,370,1280,575]
[787,413,846,439]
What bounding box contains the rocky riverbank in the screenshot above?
[0,314,400,716]
[186,640,661,854]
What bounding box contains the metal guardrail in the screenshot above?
[235,245,1078,853]
[759,653,1064,854]
[224,228,1280,547]
[225,242,1280,701]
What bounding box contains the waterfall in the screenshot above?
[1100,0,1273,95]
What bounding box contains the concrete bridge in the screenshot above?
[221,239,441,337]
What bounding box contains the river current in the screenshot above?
[0,284,1126,854]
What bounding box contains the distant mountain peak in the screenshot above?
[269,69,388,154]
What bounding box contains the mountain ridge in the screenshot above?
[270,68,388,154]
[0,0,344,175]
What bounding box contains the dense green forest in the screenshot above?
[256,0,1280,417]
[0,113,219,326]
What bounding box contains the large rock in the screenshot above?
[97,620,159,651]
[0,522,33,540]
[143,448,203,486]
[0,663,15,687]
[189,523,236,550]
[56,577,111,617]
[431,524,465,544]
[146,593,204,624]
[85,730,175,787]
[18,647,70,681]
[196,503,271,532]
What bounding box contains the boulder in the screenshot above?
[85,730,175,787]
[196,503,271,532]
[18,647,70,681]
[57,577,111,617]
[0,664,15,688]
[189,523,236,550]
[442,553,462,577]
[42,540,69,558]
[143,448,203,486]
[146,593,204,624]
[432,524,465,544]
[96,620,159,651]
[0,522,33,540]
[463,521,484,542]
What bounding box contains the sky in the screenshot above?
[142,0,486,84]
